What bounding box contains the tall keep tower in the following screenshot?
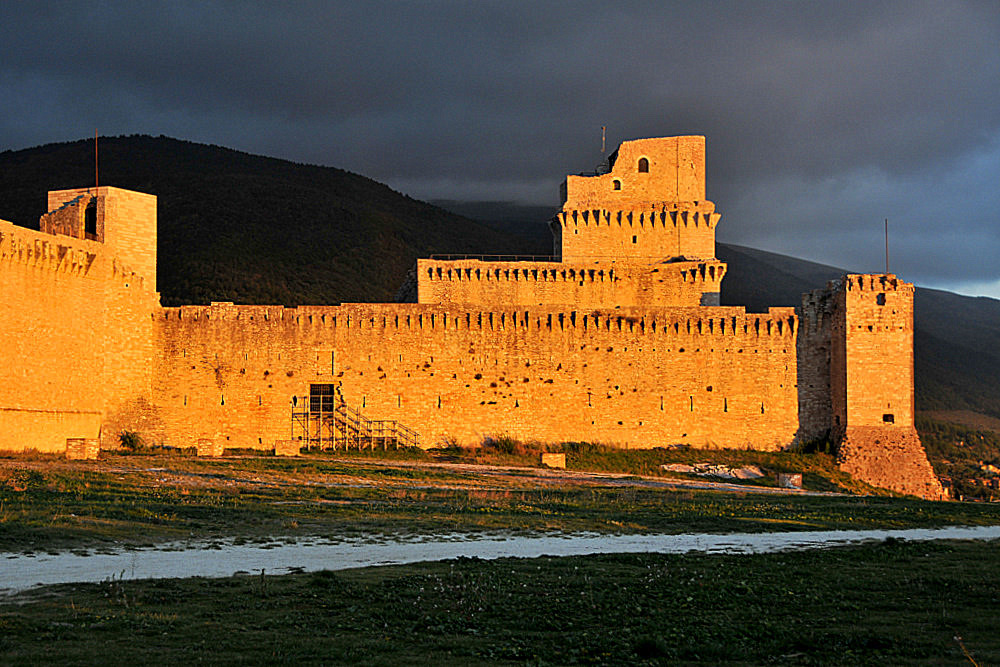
[414,136,727,308]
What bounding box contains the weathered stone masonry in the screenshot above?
[0,136,945,498]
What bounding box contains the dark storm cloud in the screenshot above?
[1,1,999,294]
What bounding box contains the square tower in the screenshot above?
[829,274,915,432]
[44,187,158,292]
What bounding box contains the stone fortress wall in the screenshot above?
[154,301,799,450]
[0,136,945,498]
[0,187,158,452]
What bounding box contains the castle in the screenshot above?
[0,136,944,499]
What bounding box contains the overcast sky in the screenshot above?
[2,1,999,297]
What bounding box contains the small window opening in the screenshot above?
[309,384,335,413]
[724,397,728,412]
[876,293,886,306]
[612,179,622,191]
[632,235,637,244]
[638,157,649,173]
[689,396,694,412]
[84,201,97,239]
[883,413,895,423]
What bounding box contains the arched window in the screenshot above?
[612,179,622,191]
[638,157,649,173]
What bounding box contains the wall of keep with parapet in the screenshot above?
[153,301,800,450]
[415,258,725,308]
[554,204,719,263]
[0,218,156,452]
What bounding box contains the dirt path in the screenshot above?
[1,455,841,496]
[322,456,845,496]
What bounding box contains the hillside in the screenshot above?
[3,135,1000,425]
[0,136,526,306]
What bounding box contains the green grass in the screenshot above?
[2,452,1000,554]
[1,539,998,664]
[918,415,1000,500]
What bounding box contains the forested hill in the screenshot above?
[0,135,528,306]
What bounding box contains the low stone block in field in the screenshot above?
[778,473,803,489]
[274,440,302,456]
[541,453,566,468]
[197,439,224,457]
[65,438,99,460]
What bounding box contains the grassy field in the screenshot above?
[2,449,1000,554]
[1,538,997,664]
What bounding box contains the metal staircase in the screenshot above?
[290,384,419,450]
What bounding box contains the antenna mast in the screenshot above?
[884,218,889,274]
[601,126,606,155]
[94,129,99,192]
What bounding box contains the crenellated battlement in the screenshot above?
[0,220,99,276]
[553,203,719,230]
[161,300,796,339]
[842,273,912,293]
